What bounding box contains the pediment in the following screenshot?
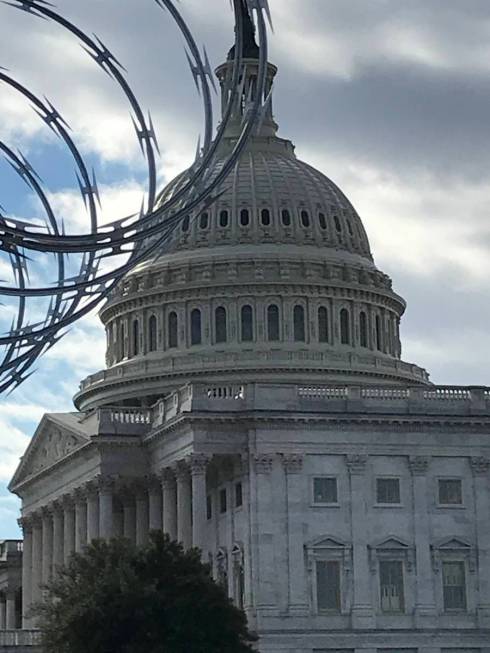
[9,413,91,489]
[371,536,411,550]
[306,535,350,550]
[433,536,472,550]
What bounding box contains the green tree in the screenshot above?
[34,531,257,653]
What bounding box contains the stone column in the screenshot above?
[135,484,149,546]
[5,591,16,630]
[176,461,192,549]
[347,454,374,629]
[409,456,436,627]
[30,514,43,606]
[41,507,53,587]
[74,490,88,553]
[0,595,5,630]
[281,453,308,615]
[190,454,209,550]
[62,496,76,564]
[252,454,276,609]
[471,456,490,626]
[148,477,163,532]
[98,479,115,540]
[122,491,136,543]
[52,503,64,571]
[86,486,100,543]
[162,469,177,540]
[19,517,33,628]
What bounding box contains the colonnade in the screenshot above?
[18,454,210,628]
[0,591,17,630]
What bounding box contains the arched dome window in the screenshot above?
[261,208,271,226]
[375,315,382,351]
[191,309,202,346]
[181,215,190,232]
[293,305,306,342]
[267,304,280,341]
[199,212,209,229]
[340,308,350,345]
[281,209,291,226]
[168,311,178,349]
[118,322,125,361]
[300,210,310,228]
[132,319,140,356]
[318,306,329,343]
[148,315,157,352]
[359,311,368,348]
[240,208,250,227]
[387,318,394,355]
[215,307,227,343]
[318,212,327,230]
[219,210,229,228]
[241,305,254,342]
[347,220,354,237]
[334,215,342,233]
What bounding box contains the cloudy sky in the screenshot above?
[1,0,490,537]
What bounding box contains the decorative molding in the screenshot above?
[409,455,431,475]
[470,456,490,475]
[431,537,477,574]
[252,453,274,474]
[346,453,368,474]
[161,467,176,488]
[188,453,210,476]
[174,460,191,481]
[368,536,415,573]
[279,453,304,474]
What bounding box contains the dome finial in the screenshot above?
[228,0,260,60]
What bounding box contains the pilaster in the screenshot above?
[346,454,374,629]
[175,461,192,549]
[189,454,210,550]
[162,468,177,540]
[471,456,490,626]
[18,516,33,628]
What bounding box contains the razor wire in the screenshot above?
[0,0,273,394]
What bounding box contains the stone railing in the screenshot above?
[93,382,490,436]
[0,630,42,647]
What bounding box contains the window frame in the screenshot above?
[306,536,352,616]
[267,303,281,342]
[190,308,202,346]
[379,559,406,614]
[215,306,228,344]
[442,560,468,612]
[311,476,339,506]
[316,559,342,614]
[240,304,254,343]
[293,304,306,343]
[437,477,464,508]
[375,477,402,506]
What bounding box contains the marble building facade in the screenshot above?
[3,7,490,652]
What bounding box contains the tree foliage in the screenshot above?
[34,532,256,653]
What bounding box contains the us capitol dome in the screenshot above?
[74,15,429,412]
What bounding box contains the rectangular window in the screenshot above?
[376,478,401,504]
[313,477,338,504]
[443,561,467,610]
[438,479,463,505]
[379,560,405,613]
[316,560,341,612]
[235,482,243,508]
[206,495,212,520]
[219,488,227,514]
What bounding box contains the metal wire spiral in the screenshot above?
[0,0,272,394]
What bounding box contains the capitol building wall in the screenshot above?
[2,10,490,653]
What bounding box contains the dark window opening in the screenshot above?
[281,209,291,226]
[376,478,401,504]
[181,215,190,232]
[235,482,243,508]
[267,304,280,341]
[206,495,212,520]
[261,208,271,226]
[241,305,253,342]
[318,212,327,230]
[380,560,405,613]
[215,306,227,344]
[438,479,463,505]
[191,308,202,346]
[316,560,341,612]
[334,215,342,232]
[340,308,350,345]
[443,561,467,611]
[293,304,306,342]
[313,477,338,503]
[219,488,227,513]
[240,208,250,226]
[376,315,382,351]
[300,209,310,228]
[318,306,329,343]
[168,311,178,348]
[148,315,157,352]
[199,212,209,229]
[219,210,229,228]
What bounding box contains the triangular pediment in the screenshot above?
[371,535,411,550]
[433,536,472,550]
[306,535,350,550]
[9,413,91,490]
